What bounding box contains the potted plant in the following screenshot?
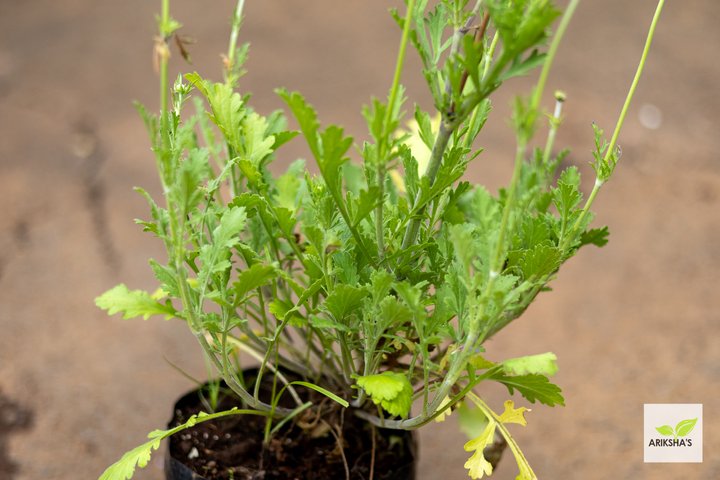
[96,0,664,478]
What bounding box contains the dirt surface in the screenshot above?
[1,1,719,479]
[167,374,415,480]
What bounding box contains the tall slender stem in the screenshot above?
[159,0,171,154]
[569,0,665,236]
[528,0,579,118]
[376,0,417,261]
[225,0,246,85]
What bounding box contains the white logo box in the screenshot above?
[644,403,703,463]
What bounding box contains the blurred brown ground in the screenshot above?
[1,1,719,479]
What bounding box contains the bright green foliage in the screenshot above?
[591,123,621,183]
[356,371,414,418]
[95,284,176,320]
[97,0,664,478]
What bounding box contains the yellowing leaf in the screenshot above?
[463,420,497,479]
[498,400,530,427]
[434,396,453,423]
[464,448,494,479]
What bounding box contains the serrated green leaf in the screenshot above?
[324,284,368,321]
[198,207,247,287]
[350,187,381,227]
[187,73,246,151]
[233,264,277,299]
[277,89,320,159]
[173,148,209,217]
[96,284,176,320]
[356,371,413,418]
[519,244,561,279]
[241,111,275,165]
[580,226,610,248]
[98,435,161,480]
[492,373,564,407]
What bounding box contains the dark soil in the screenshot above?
[168,373,415,480]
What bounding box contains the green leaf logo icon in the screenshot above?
[675,418,697,437]
[655,418,697,439]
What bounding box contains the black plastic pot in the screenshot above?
[165,371,417,480]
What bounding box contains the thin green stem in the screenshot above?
[570,0,665,235]
[541,94,564,168]
[605,0,665,166]
[159,0,171,155]
[376,0,417,260]
[226,0,245,66]
[400,121,453,250]
[491,143,526,272]
[528,0,579,118]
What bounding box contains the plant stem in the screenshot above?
[569,0,665,235]
[605,0,664,168]
[226,0,245,71]
[541,93,564,169]
[400,120,453,250]
[528,0,579,119]
[376,0,416,261]
[159,0,171,155]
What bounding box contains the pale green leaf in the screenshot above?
[356,371,413,418]
[95,284,176,320]
[503,352,559,377]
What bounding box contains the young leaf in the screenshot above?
[356,371,413,418]
[655,425,674,437]
[502,352,559,377]
[96,284,176,320]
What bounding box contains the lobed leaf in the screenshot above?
[96,284,176,320]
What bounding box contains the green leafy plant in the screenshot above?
[97,0,664,478]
